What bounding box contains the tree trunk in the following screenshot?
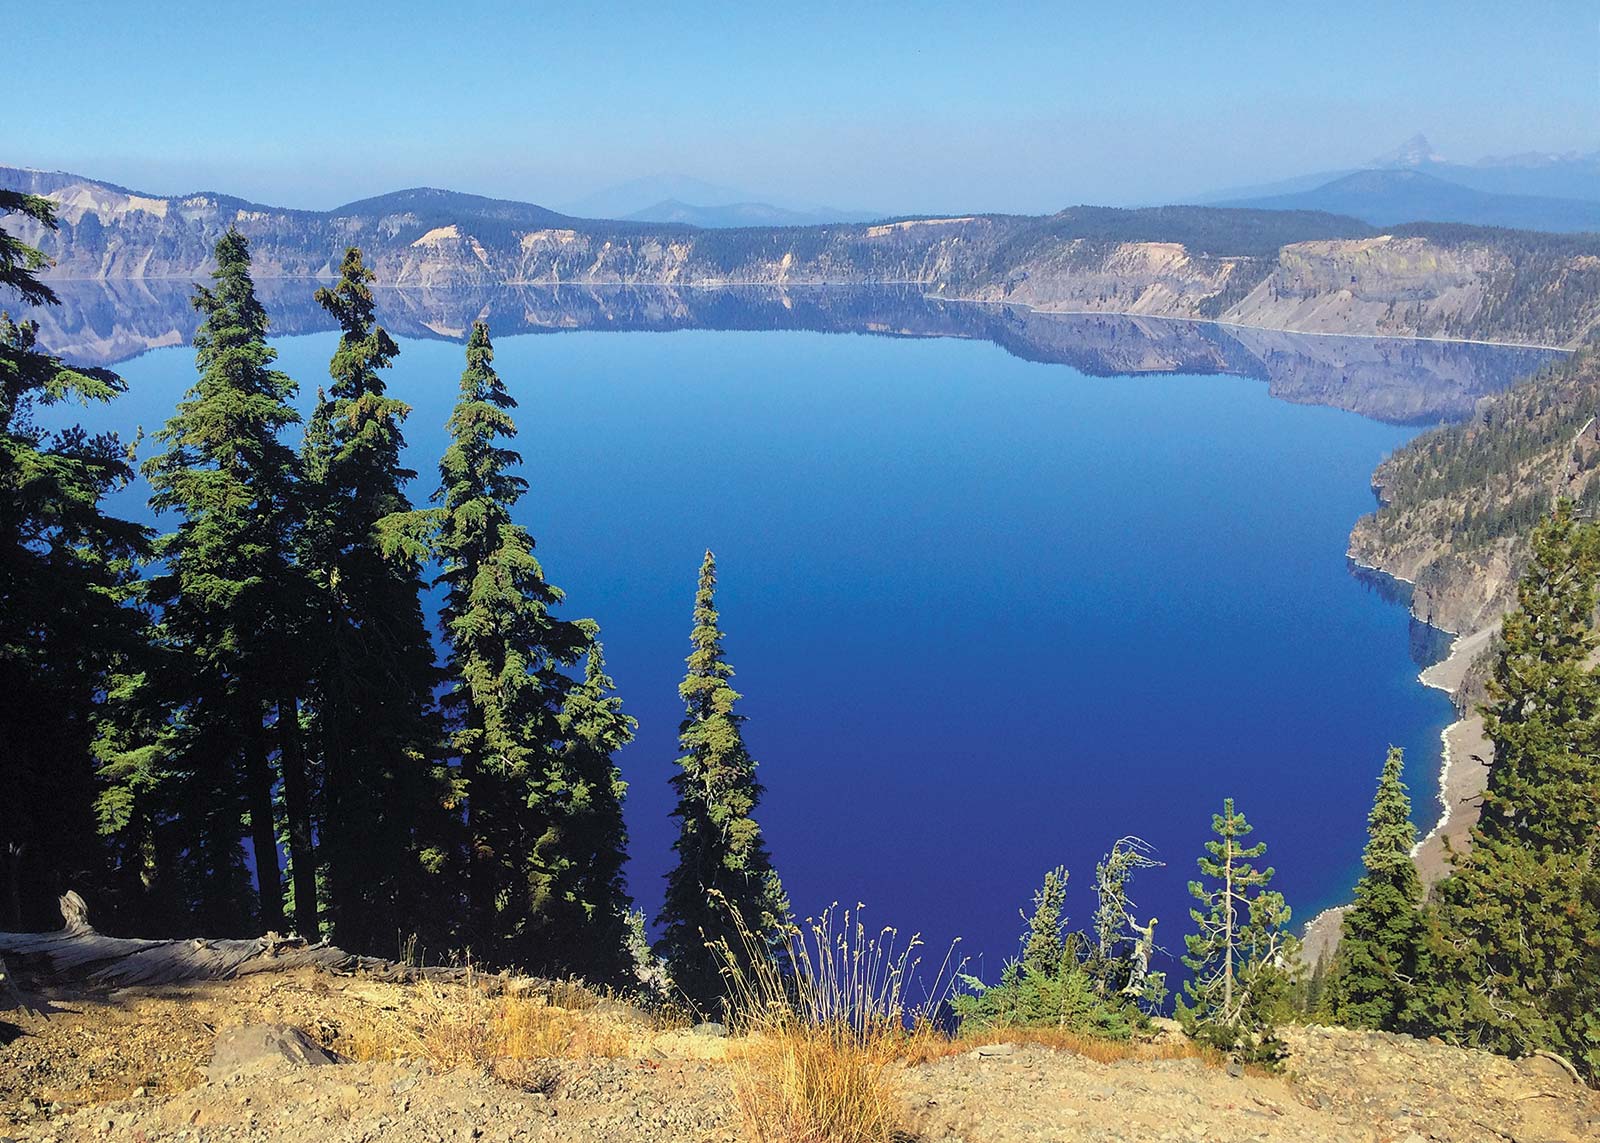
[1223,837,1234,1020]
[243,707,285,933]
[276,693,319,938]
[462,739,488,951]
[320,683,350,949]
[3,843,22,932]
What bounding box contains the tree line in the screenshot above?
[1,196,785,1004]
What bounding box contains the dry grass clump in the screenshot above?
[339,968,628,1074]
[731,1025,905,1143]
[909,1025,1211,1066]
[718,902,965,1143]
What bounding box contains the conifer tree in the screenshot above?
[952,863,1145,1037]
[1479,503,1600,851]
[1423,502,1600,1079]
[302,247,445,953]
[430,320,592,966]
[1021,865,1070,975]
[1,191,149,929]
[1088,837,1165,1008]
[1178,798,1297,1062]
[533,644,636,984]
[657,551,789,1011]
[142,229,301,934]
[1326,747,1425,1031]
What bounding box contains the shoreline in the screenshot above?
[1300,588,1497,963]
[1410,627,1495,887]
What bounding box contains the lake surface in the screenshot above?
[28,285,1559,984]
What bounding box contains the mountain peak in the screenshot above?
[1370,133,1442,168]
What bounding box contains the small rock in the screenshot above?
[975,1042,1017,1057]
[691,1022,728,1038]
[1226,1060,1245,1078]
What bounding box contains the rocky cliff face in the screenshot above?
[8,165,1600,348]
[1348,348,1600,637]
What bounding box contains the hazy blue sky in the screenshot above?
[8,1,1597,214]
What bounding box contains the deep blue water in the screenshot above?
[48,317,1498,984]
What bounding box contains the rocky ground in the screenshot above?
[3,970,1597,1143]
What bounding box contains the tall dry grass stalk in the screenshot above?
[715,900,965,1143]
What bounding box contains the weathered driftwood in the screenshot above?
[0,893,488,989]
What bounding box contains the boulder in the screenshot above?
[207,1024,342,1082]
[1518,1051,1581,1086]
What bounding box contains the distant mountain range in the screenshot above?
[560,174,878,227]
[1204,134,1600,232]
[1211,133,1600,202]
[6,162,1600,349]
[1220,169,1600,233]
[623,198,882,228]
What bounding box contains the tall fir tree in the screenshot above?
[430,320,594,967]
[142,229,302,934]
[1326,746,1426,1031]
[0,191,149,930]
[1423,502,1600,1080]
[657,551,789,1012]
[301,247,446,954]
[1178,798,1297,1062]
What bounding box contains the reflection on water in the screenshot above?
[1348,561,1458,668]
[19,280,1561,425]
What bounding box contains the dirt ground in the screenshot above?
[3,969,1598,1143]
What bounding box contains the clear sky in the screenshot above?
[7,1,1597,215]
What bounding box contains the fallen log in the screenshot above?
[1,952,36,1015]
[0,892,489,989]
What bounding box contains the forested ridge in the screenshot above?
[1351,347,1600,632]
[4,191,1600,1083]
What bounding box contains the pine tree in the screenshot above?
[301,247,445,953]
[1422,503,1600,1079]
[142,229,302,934]
[1021,865,1070,975]
[0,191,149,929]
[430,320,592,966]
[1178,798,1297,1062]
[952,864,1142,1038]
[1326,747,1425,1031]
[533,643,636,984]
[1479,502,1600,851]
[657,551,789,1012]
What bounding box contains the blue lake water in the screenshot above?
[32,287,1557,985]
